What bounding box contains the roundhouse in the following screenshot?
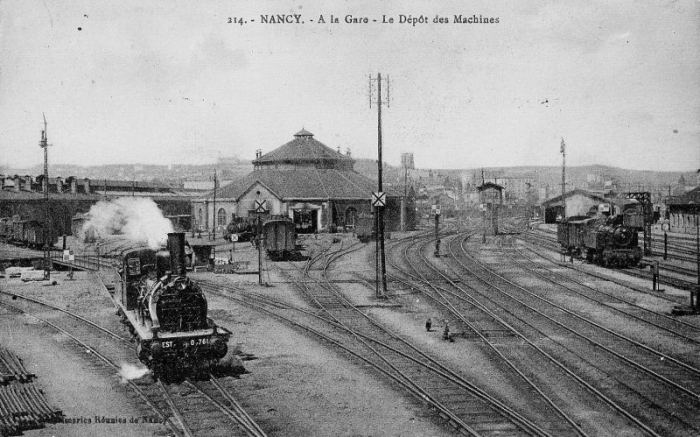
[192,129,415,235]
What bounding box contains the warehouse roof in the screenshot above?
[0,189,190,201]
[540,189,608,206]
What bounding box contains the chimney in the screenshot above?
[13,176,20,192]
[0,175,4,190]
[56,177,63,194]
[67,177,77,194]
[346,148,351,156]
[41,176,47,193]
[83,178,90,194]
[167,232,187,276]
[23,176,32,191]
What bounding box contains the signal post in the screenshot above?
[254,199,267,286]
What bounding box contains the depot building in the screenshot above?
[191,129,415,234]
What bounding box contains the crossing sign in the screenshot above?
[62,250,74,262]
[431,205,441,215]
[254,200,267,213]
[371,192,386,207]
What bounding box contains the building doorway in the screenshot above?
[345,207,358,230]
[293,209,318,234]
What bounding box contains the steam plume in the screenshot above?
[82,197,174,248]
[118,362,151,383]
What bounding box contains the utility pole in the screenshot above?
[212,170,217,241]
[481,169,486,243]
[370,73,389,297]
[39,115,52,281]
[401,153,414,232]
[258,213,263,286]
[695,213,699,313]
[560,138,566,220]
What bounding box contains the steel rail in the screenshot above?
[455,235,700,393]
[314,229,554,437]
[400,235,588,437]
[499,235,700,339]
[383,227,665,437]
[1,282,262,437]
[202,282,543,437]
[0,299,185,437]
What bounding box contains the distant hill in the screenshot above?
[5,158,696,194]
[353,160,698,193]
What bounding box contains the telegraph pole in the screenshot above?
[39,115,52,280]
[561,138,566,220]
[695,214,699,313]
[370,73,389,297]
[481,169,486,243]
[212,170,217,241]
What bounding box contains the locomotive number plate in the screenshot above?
[161,337,210,349]
[184,337,210,347]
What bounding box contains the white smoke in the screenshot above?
[82,197,174,248]
[118,362,151,383]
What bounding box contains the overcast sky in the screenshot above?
[1,0,698,172]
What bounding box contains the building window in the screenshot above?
[197,208,203,225]
[217,208,227,226]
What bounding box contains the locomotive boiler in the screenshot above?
[115,232,230,376]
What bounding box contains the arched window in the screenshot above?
[217,208,227,226]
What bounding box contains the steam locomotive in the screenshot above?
[557,216,642,267]
[114,232,230,376]
[223,220,255,242]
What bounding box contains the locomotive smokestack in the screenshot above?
[167,232,187,276]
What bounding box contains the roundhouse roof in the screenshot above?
[252,129,354,165]
[202,168,400,201]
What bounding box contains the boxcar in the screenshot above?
[12,218,30,245]
[263,219,297,261]
[557,217,596,255]
[25,221,58,249]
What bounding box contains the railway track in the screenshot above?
[383,230,658,436]
[518,229,700,291]
[440,232,700,436]
[498,236,700,329]
[200,234,564,437]
[0,287,267,437]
